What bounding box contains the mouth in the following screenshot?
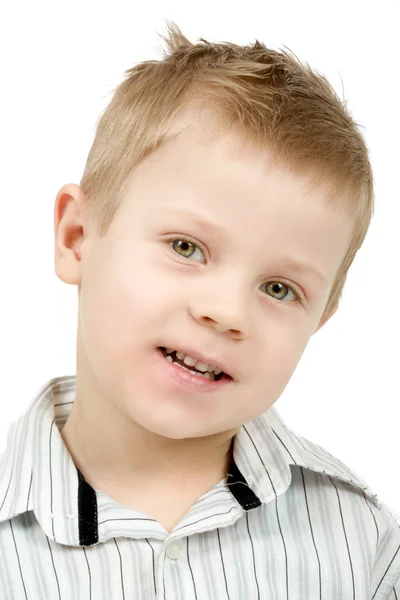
[157,346,231,382]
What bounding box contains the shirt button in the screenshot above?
[166,539,185,560]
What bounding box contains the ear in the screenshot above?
[313,302,339,334]
[54,183,90,286]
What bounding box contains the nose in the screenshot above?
[188,277,250,340]
[194,315,245,339]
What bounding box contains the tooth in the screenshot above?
[164,356,215,379]
[183,355,197,367]
[167,350,220,375]
[194,361,209,372]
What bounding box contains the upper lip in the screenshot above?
[160,343,235,380]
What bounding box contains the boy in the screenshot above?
[0,21,399,599]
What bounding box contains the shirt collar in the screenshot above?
[0,376,381,546]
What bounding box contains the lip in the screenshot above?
[155,347,233,394]
[158,343,234,380]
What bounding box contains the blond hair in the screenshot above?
[80,21,374,319]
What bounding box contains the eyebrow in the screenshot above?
[152,207,330,288]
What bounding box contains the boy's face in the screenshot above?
[56,125,353,442]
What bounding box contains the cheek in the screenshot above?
[253,327,309,387]
[81,249,175,361]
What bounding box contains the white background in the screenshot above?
[0,1,399,514]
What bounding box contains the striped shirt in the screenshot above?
[0,376,399,599]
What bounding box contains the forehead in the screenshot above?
[127,124,351,225]
[166,105,353,208]
[134,120,346,205]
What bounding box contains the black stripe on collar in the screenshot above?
[77,469,98,546]
[227,456,262,510]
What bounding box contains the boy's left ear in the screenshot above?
[314,302,339,334]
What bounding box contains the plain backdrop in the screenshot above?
[0,1,399,516]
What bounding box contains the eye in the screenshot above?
[168,238,301,303]
[169,238,205,262]
[262,281,299,303]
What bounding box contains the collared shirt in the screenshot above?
[0,376,399,599]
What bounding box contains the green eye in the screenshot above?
[169,238,206,262]
[264,281,298,302]
[171,239,196,258]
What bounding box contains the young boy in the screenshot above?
[0,22,398,599]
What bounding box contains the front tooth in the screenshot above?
[174,351,216,374]
[183,355,197,367]
[194,361,209,373]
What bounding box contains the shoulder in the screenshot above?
[369,501,400,598]
[299,437,400,597]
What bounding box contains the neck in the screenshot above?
[60,388,235,497]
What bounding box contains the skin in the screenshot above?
[54,122,353,530]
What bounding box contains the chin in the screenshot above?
[131,405,215,440]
